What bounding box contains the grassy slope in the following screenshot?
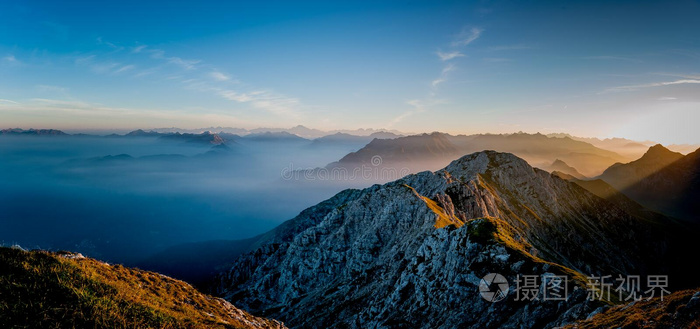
[566,289,700,329]
[0,247,285,329]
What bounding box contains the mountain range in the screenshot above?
[597,144,700,221]
[215,150,694,328]
[329,132,630,177]
[2,127,699,328]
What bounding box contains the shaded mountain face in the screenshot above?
[331,132,459,172]
[331,132,628,180]
[217,151,686,328]
[598,145,699,220]
[0,247,286,329]
[599,144,684,190]
[549,173,670,227]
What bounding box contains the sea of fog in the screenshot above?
[0,135,372,264]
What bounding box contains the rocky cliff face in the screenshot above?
[217,151,682,328]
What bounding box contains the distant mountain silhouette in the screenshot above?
[547,159,587,179]
[241,131,309,142]
[331,132,457,171]
[328,132,628,177]
[547,133,654,159]
[158,131,226,145]
[599,144,684,189]
[124,129,163,137]
[599,146,700,221]
[1,128,67,136]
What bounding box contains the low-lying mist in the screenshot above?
[0,135,375,264]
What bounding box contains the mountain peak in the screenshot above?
[218,149,681,328]
[641,144,681,161]
[444,150,535,182]
[548,159,587,179]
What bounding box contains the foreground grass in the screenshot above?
[0,247,285,329]
[566,289,700,329]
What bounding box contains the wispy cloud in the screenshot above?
[0,99,18,104]
[90,62,120,74]
[36,85,68,93]
[147,50,199,69]
[131,45,147,53]
[429,26,483,90]
[114,64,135,74]
[486,44,532,51]
[604,79,700,93]
[388,99,446,127]
[432,64,455,87]
[0,98,243,128]
[483,57,512,63]
[96,37,123,50]
[654,72,700,80]
[436,50,464,61]
[74,39,302,117]
[582,56,642,63]
[74,55,96,65]
[452,27,483,47]
[657,97,677,101]
[218,89,299,116]
[3,54,20,64]
[167,57,200,70]
[209,71,230,81]
[148,49,166,59]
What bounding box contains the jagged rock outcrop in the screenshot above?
[217,151,685,328]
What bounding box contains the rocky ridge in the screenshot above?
[217,151,682,328]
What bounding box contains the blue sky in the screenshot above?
[1,0,699,144]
